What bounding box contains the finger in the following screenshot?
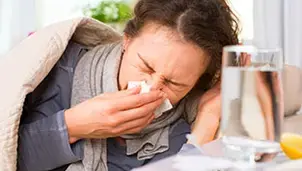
[98,86,141,99]
[124,127,145,135]
[112,90,165,111]
[124,116,155,135]
[113,113,155,135]
[146,113,155,124]
[114,97,164,123]
[211,81,221,91]
[121,114,155,135]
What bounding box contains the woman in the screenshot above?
[18,0,239,170]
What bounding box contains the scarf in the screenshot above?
[67,42,197,171]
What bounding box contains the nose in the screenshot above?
[149,74,165,91]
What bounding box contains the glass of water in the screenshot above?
[218,45,284,164]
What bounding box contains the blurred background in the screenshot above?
[0,0,301,69]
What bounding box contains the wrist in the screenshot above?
[190,113,220,145]
[64,109,82,144]
[189,129,213,145]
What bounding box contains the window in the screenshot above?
[0,0,254,57]
[35,0,254,40]
[229,0,254,41]
[36,0,132,28]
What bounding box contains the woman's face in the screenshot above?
[119,24,209,104]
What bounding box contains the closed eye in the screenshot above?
[165,79,189,88]
[137,53,189,88]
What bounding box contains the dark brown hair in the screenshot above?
[124,0,239,90]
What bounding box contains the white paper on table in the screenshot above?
[172,155,235,171]
[265,160,302,171]
[127,81,173,118]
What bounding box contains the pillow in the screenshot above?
[283,65,302,117]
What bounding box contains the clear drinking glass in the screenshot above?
[217,45,284,164]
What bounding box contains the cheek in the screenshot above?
[163,86,192,105]
[163,76,199,105]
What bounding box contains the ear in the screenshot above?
[123,34,132,51]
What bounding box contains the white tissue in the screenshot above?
[128,81,173,118]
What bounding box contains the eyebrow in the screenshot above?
[137,53,189,87]
[137,53,154,72]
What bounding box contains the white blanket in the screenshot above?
[0,17,121,171]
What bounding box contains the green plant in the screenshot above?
[86,0,133,23]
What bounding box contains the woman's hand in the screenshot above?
[65,87,165,143]
[190,82,221,145]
